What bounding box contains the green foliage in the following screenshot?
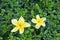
[0,0,60,40]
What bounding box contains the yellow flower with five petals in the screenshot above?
[31,15,46,29]
[11,16,31,34]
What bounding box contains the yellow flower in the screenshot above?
[31,15,46,29]
[11,16,31,34]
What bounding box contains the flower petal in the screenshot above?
[41,17,46,21]
[11,26,19,32]
[19,28,24,34]
[25,22,31,27]
[19,16,25,22]
[35,24,41,29]
[36,15,40,20]
[11,19,17,25]
[42,23,46,27]
[31,19,37,23]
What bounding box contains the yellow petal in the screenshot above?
[31,19,37,23]
[19,16,25,22]
[42,22,46,27]
[35,24,41,29]
[36,15,40,20]
[11,26,19,32]
[19,28,24,34]
[24,22,31,27]
[11,19,18,25]
[41,17,46,21]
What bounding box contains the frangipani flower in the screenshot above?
[11,16,31,34]
[31,15,46,29]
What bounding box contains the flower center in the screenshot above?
[17,21,24,28]
[19,24,22,27]
[37,19,43,23]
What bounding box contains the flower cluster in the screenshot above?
[11,15,46,34]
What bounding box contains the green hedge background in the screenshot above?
[0,0,60,40]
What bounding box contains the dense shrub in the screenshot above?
[0,0,60,40]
